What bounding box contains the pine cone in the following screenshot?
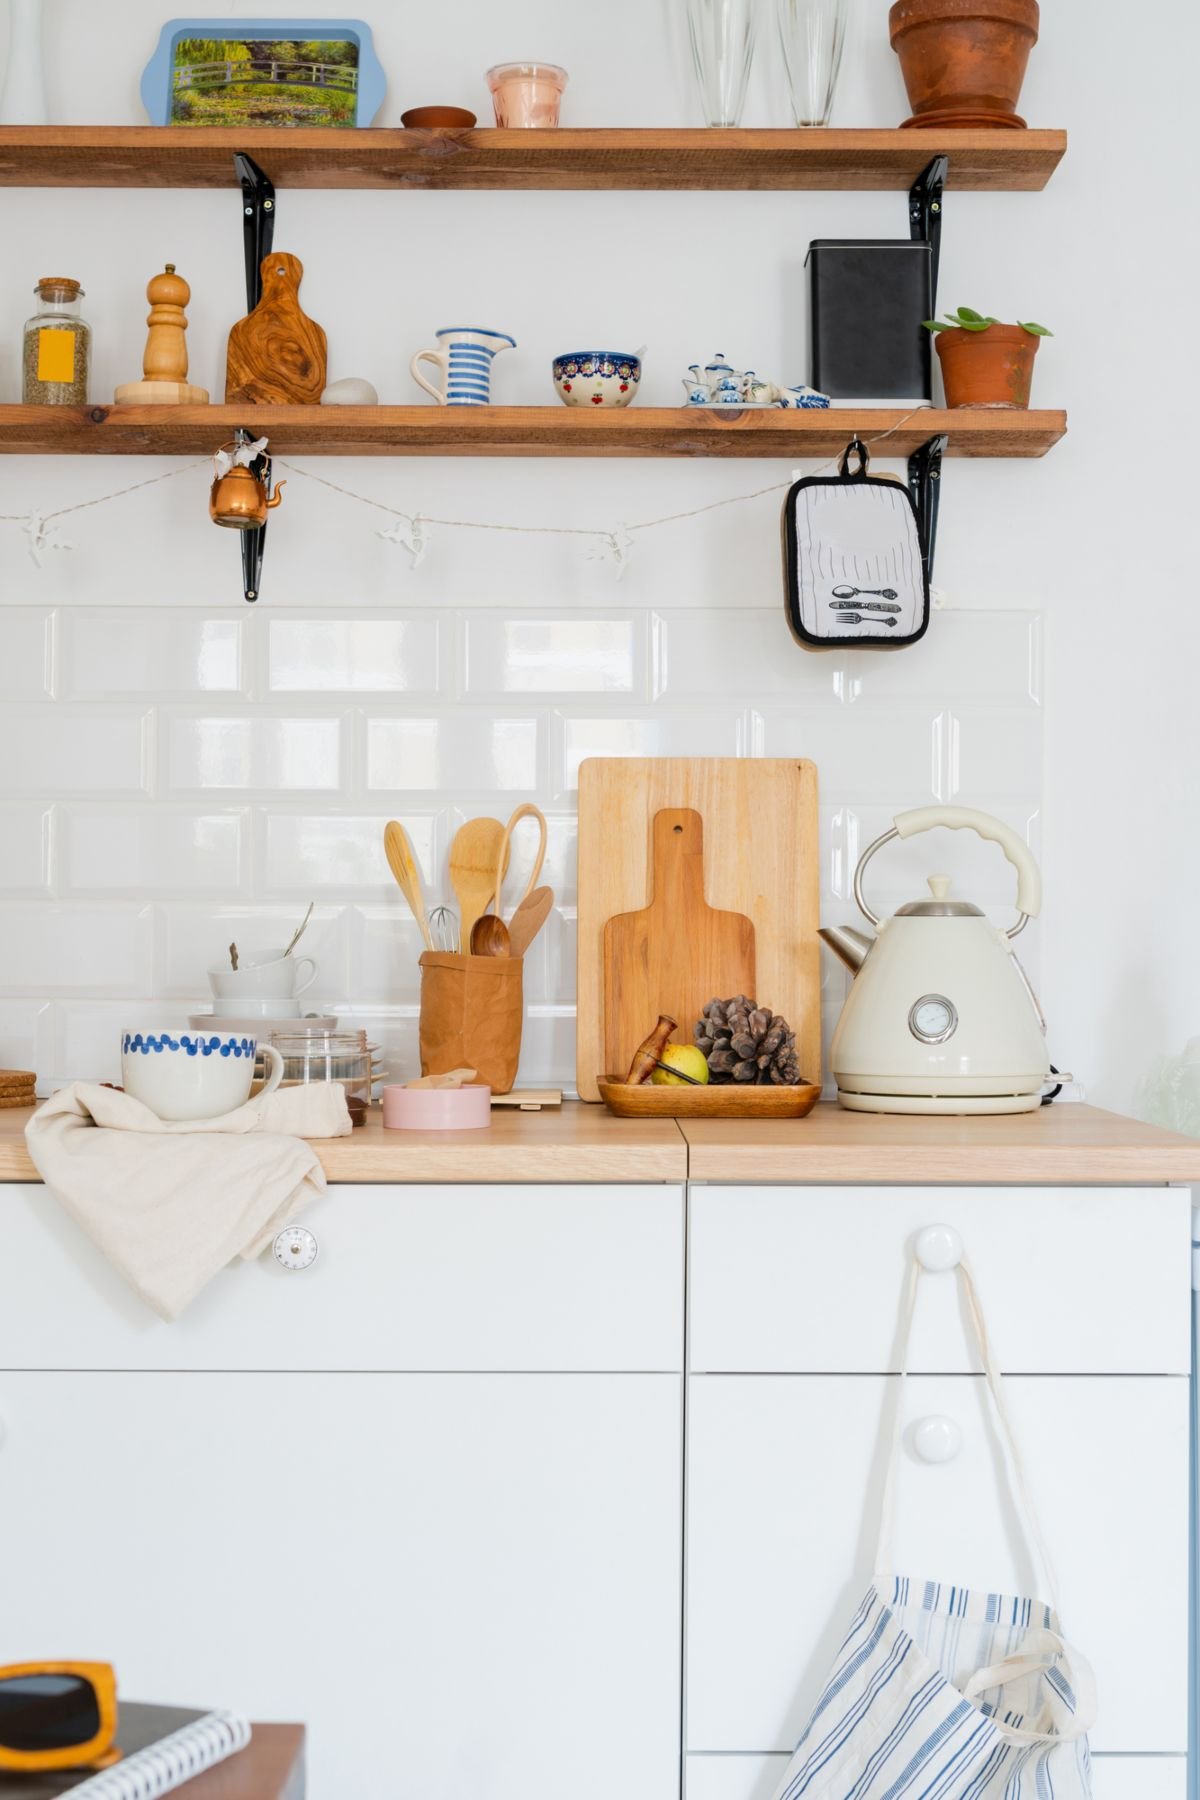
[694,996,803,1086]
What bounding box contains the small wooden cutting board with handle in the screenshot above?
[226,251,327,404]
[603,808,755,1081]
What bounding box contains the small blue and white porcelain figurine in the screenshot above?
[682,353,830,408]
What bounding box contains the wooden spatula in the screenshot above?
[383,820,433,950]
[450,818,510,944]
[508,885,554,958]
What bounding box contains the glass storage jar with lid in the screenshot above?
[23,277,90,404]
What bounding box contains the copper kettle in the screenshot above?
[209,444,286,530]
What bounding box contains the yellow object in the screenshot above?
[0,1661,120,1772]
[650,1043,710,1086]
[36,328,76,385]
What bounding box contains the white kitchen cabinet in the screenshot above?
[685,1373,1188,1755]
[683,1754,1187,1800]
[689,1185,1191,1375]
[0,1370,683,1800]
[0,1182,684,1372]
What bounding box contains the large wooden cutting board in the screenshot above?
[604,809,755,1082]
[577,758,820,1101]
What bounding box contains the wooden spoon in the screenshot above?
[507,885,554,958]
[449,817,510,943]
[469,913,511,958]
[383,820,433,950]
[491,804,548,915]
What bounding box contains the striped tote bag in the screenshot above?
[771,1254,1096,1800]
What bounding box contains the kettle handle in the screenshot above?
[854,806,1041,939]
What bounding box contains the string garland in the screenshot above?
[0,409,928,576]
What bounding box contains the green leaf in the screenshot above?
[955,306,985,322]
[922,319,949,332]
[1019,321,1054,336]
[960,318,993,331]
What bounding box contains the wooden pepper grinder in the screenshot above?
[225,251,327,405]
[113,264,209,406]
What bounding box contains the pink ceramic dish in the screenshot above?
[382,1082,492,1130]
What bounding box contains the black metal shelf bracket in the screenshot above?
[909,153,948,314]
[232,153,275,602]
[907,433,947,586]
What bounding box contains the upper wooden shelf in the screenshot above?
[0,126,1067,192]
[0,404,1067,459]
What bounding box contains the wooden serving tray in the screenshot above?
[598,1077,822,1119]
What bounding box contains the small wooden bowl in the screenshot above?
[598,1078,822,1119]
[401,106,477,129]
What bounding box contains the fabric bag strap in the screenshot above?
[874,1253,1061,1609]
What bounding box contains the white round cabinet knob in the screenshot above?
[273,1226,318,1271]
[914,1223,963,1272]
[911,1414,962,1464]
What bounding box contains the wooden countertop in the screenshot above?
[1,1100,1196,1186]
[0,1100,688,1184]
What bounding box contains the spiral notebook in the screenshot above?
[0,1703,251,1799]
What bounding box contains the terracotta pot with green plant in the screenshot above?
[888,0,1039,130]
[924,307,1051,408]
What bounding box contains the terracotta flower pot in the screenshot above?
[934,323,1040,408]
[888,0,1039,129]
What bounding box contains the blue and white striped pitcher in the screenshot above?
[410,326,516,406]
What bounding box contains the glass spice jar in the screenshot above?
[23,277,90,405]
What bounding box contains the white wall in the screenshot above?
[0,0,1194,1105]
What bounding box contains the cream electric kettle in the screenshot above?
[819,805,1053,1115]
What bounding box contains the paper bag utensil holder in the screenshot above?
[418,952,523,1095]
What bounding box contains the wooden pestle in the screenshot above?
[624,1015,678,1085]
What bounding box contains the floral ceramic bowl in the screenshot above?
[553,351,642,408]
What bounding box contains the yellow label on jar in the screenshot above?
[37,328,76,384]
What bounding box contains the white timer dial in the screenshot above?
[908,995,958,1044]
[273,1226,318,1271]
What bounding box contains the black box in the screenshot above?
[807,239,933,403]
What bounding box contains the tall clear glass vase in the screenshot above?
[777,0,849,127]
[685,0,760,127]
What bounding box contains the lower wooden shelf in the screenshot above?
[0,404,1067,458]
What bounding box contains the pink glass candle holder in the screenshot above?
[486,62,567,128]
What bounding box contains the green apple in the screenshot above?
[650,1044,710,1086]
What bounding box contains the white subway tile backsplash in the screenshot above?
[555,707,749,795]
[158,904,352,1002]
[164,713,345,793]
[0,610,53,699]
[463,613,643,696]
[60,807,247,896]
[947,707,1043,797]
[0,803,51,892]
[61,611,243,697]
[653,610,839,701]
[261,810,440,898]
[0,709,149,793]
[757,708,944,802]
[365,713,540,793]
[840,612,1042,705]
[0,903,153,996]
[0,594,1047,1093]
[266,614,443,695]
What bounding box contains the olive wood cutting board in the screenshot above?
[603,808,755,1086]
[226,251,327,404]
[577,757,820,1101]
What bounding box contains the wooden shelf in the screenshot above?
[0,126,1066,192]
[0,404,1067,459]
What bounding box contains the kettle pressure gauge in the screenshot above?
[908,995,958,1044]
[273,1226,318,1271]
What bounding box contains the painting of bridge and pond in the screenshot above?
[171,35,360,126]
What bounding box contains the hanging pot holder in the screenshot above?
[783,439,930,650]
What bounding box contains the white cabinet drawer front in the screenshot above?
[689,1186,1190,1373]
[684,1754,1186,1800]
[686,1374,1187,1754]
[0,1372,682,1800]
[0,1182,683,1372]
